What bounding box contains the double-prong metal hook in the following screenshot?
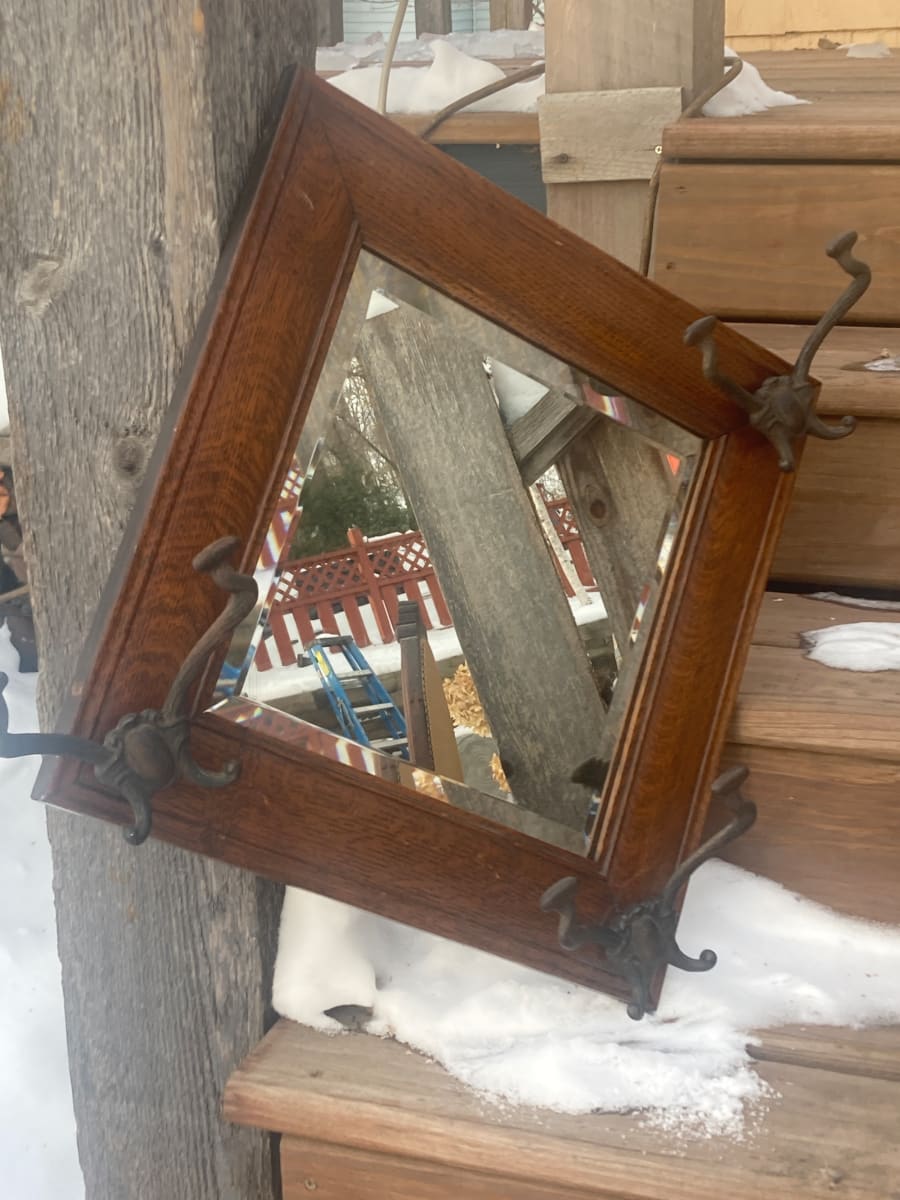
[541,765,756,1019]
[0,536,257,844]
[684,231,870,471]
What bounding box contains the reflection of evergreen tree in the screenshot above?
[291,459,412,558]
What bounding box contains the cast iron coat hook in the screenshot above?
[0,536,257,845]
[540,766,756,1020]
[684,231,871,472]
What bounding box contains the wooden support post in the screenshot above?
[415,0,452,36]
[542,0,724,267]
[540,1,721,651]
[0,5,315,1197]
[316,0,343,45]
[357,306,609,834]
[490,0,533,30]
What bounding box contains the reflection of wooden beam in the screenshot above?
[315,0,343,46]
[559,419,671,652]
[390,112,539,144]
[506,389,599,485]
[357,304,609,833]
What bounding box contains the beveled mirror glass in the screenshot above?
[36,69,801,1001]
[215,252,700,854]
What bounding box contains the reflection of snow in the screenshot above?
[244,591,607,703]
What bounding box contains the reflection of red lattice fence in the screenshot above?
[544,499,596,592]
[255,500,594,669]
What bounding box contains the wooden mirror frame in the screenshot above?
[36,68,803,1001]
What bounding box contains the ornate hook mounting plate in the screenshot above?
[540,766,756,1020]
[0,536,257,845]
[684,231,871,472]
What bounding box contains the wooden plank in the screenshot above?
[655,163,900,323]
[714,744,900,925]
[751,1025,900,1083]
[772,418,900,587]
[732,641,900,761]
[391,111,539,143]
[282,1136,621,1200]
[750,590,900,649]
[730,324,900,419]
[226,1019,900,1199]
[558,418,676,651]
[545,0,723,268]
[0,6,313,1199]
[415,0,452,36]
[357,305,608,834]
[489,0,532,30]
[743,50,900,93]
[663,108,900,161]
[539,88,682,183]
[505,389,598,484]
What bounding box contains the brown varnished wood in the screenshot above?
[310,83,793,438]
[39,69,803,998]
[654,162,900,325]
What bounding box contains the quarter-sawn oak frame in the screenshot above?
[38,68,804,999]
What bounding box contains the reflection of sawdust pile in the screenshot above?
[443,663,491,737]
[443,663,510,794]
[411,768,447,801]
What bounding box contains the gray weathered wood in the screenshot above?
[358,305,609,835]
[490,0,533,30]
[558,418,674,652]
[415,0,452,36]
[539,88,683,183]
[0,3,314,1197]
[505,389,599,485]
[316,0,344,45]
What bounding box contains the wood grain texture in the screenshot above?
[654,163,900,324]
[544,0,722,268]
[772,418,900,587]
[751,1024,900,1084]
[226,1019,900,1199]
[731,324,900,419]
[713,744,900,925]
[489,0,532,30]
[35,73,799,1001]
[358,307,607,832]
[0,4,314,1198]
[282,1137,626,1200]
[539,88,682,183]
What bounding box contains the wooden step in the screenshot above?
[729,324,900,589]
[715,592,900,923]
[225,1018,900,1200]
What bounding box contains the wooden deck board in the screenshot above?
[225,1019,900,1199]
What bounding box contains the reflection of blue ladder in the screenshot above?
[307,635,409,758]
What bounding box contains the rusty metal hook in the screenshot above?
[685,231,870,471]
[540,766,756,1019]
[0,536,257,844]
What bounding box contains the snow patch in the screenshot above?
[274,859,900,1139]
[0,627,83,1198]
[801,621,900,672]
[325,38,806,120]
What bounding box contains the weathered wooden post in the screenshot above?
[538,0,724,652]
[357,306,610,834]
[0,5,314,1197]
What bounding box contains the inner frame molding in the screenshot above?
[35,67,803,1001]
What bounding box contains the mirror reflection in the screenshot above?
[210,252,700,853]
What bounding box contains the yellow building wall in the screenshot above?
[726,1,900,50]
